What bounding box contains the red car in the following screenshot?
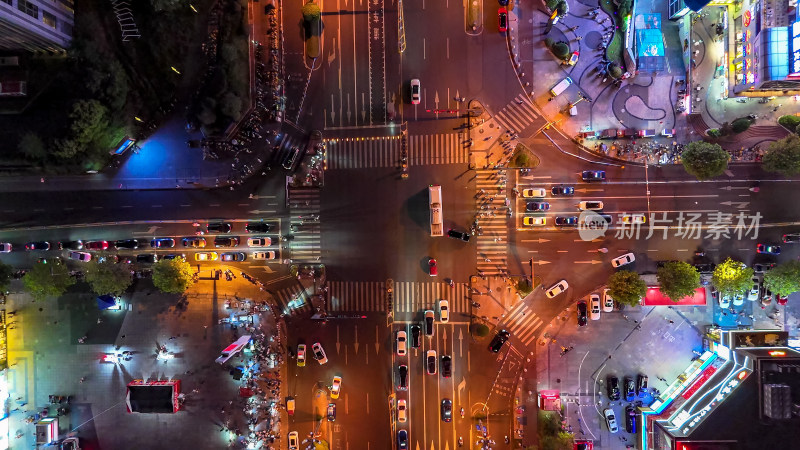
[428,258,438,277]
[498,7,508,32]
[84,241,109,250]
[777,295,788,305]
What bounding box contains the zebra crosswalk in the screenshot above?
[475,170,509,276]
[324,133,468,169]
[288,187,321,263]
[499,302,544,347]
[327,281,471,314]
[272,282,315,315]
[491,95,541,136]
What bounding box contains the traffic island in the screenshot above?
[506,143,540,169]
[302,0,322,61]
[465,0,483,35]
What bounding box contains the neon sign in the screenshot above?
[744,10,751,27]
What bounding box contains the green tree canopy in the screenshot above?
[731,118,751,133]
[681,141,729,180]
[764,260,800,297]
[556,1,568,17]
[608,63,623,79]
[552,42,570,60]
[607,270,646,307]
[777,115,800,131]
[302,1,321,22]
[763,135,800,176]
[471,323,490,337]
[152,258,194,294]
[18,132,47,161]
[712,258,753,296]
[85,259,132,295]
[657,261,700,301]
[22,261,76,301]
[0,261,13,292]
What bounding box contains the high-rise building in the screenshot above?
[0,0,74,53]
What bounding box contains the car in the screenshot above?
[783,233,800,243]
[719,294,731,309]
[327,402,336,421]
[777,295,788,305]
[286,396,295,415]
[428,258,438,276]
[439,299,449,323]
[637,374,648,394]
[246,223,271,233]
[397,399,407,422]
[162,254,185,260]
[214,236,240,248]
[397,429,408,450]
[693,263,716,273]
[136,254,158,263]
[441,398,452,422]
[114,239,139,250]
[523,216,546,226]
[578,201,604,210]
[410,79,421,104]
[747,278,761,301]
[551,186,575,196]
[207,222,232,233]
[447,229,470,241]
[426,350,437,375]
[297,344,306,367]
[330,376,342,399]
[62,240,83,250]
[611,253,635,268]
[0,243,10,253]
[410,325,421,348]
[60,436,80,450]
[581,170,606,182]
[489,329,510,352]
[602,288,614,312]
[182,237,206,248]
[247,237,272,247]
[567,50,580,66]
[526,201,550,212]
[84,241,109,251]
[397,330,407,356]
[252,251,277,260]
[574,440,594,450]
[756,243,781,255]
[555,216,578,226]
[589,294,601,320]
[312,342,328,364]
[546,280,569,298]
[584,214,613,226]
[604,408,618,433]
[577,301,588,326]
[194,252,218,261]
[522,188,547,198]
[398,364,408,390]
[149,238,174,248]
[221,252,246,262]
[753,262,776,273]
[288,431,299,449]
[68,251,92,262]
[733,293,745,306]
[282,147,301,170]
[624,377,636,401]
[441,355,452,378]
[424,310,435,336]
[622,214,647,224]
[498,7,508,32]
[625,406,637,433]
[607,376,620,400]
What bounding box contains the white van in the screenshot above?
[215,335,252,364]
[550,77,573,96]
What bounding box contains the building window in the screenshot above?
[42,11,57,29]
[17,0,39,19]
[0,0,11,6]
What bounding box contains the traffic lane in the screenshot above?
[436,325,458,449]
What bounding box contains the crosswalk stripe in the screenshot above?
[327,281,470,313]
[495,110,527,131]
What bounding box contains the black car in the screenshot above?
[410,325,421,348]
[207,222,232,233]
[246,222,271,233]
[149,238,175,248]
[25,241,50,251]
[625,406,637,433]
[426,352,437,374]
[162,254,185,260]
[489,330,510,353]
[555,216,578,226]
[783,233,800,243]
[551,186,575,196]
[607,375,620,400]
[577,301,588,327]
[441,355,452,378]
[397,430,408,450]
[693,263,715,273]
[63,240,84,250]
[441,399,452,422]
[398,365,408,390]
[214,236,240,247]
[637,374,648,394]
[624,377,636,401]
[447,229,470,242]
[424,311,435,336]
[753,262,776,273]
[115,239,140,250]
[326,403,336,421]
[136,254,158,263]
[221,252,246,262]
[581,170,606,181]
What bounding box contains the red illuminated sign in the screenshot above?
[744,10,751,27]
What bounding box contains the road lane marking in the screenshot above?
[152,205,162,208]
[180,204,191,207]
[209,204,220,207]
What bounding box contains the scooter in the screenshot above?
[458,436,463,446]
[460,407,465,418]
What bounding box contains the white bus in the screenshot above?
[429,185,443,237]
[215,335,252,364]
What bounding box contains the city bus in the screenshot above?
[429,185,443,237]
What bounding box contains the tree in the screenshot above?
[544,37,554,49]
[152,258,194,294]
[608,63,623,79]
[712,258,753,296]
[22,261,75,301]
[763,135,800,176]
[471,323,489,337]
[552,42,570,60]
[777,115,800,131]
[731,118,751,133]
[220,91,243,120]
[556,1,568,17]
[657,261,700,301]
[85,259,132,295]
[545,0,560,11]
[0,261,13,291]
[18,132,47,161]
[764,261,800,297]
[302,1,321,22]
[607,270,646,307]
[681,141,729,180]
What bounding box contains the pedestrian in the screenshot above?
[669,320,675,324]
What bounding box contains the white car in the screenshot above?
[288,431,299,450]
[439,299,449,323]
[247,237,271,247]
[747,278,761,301]
[522,188,547,198]
[68,251,92,262]
[589,294,601,320]
[622,214,647,224]
[330,375,342,399]
[603,408,619,433]
[719,295,731,309]
[0,243,11,253]
[523,217,546,226]
[410,79,421,104]
[733,293,745,306]
[611,253,635,268]
[397,399,407,423]
[578,201,604,210]
[546,280,569,298]
[602,288,614,312]
[397,331,407,356]
[312,342,328,365]
[252,251,276,260]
